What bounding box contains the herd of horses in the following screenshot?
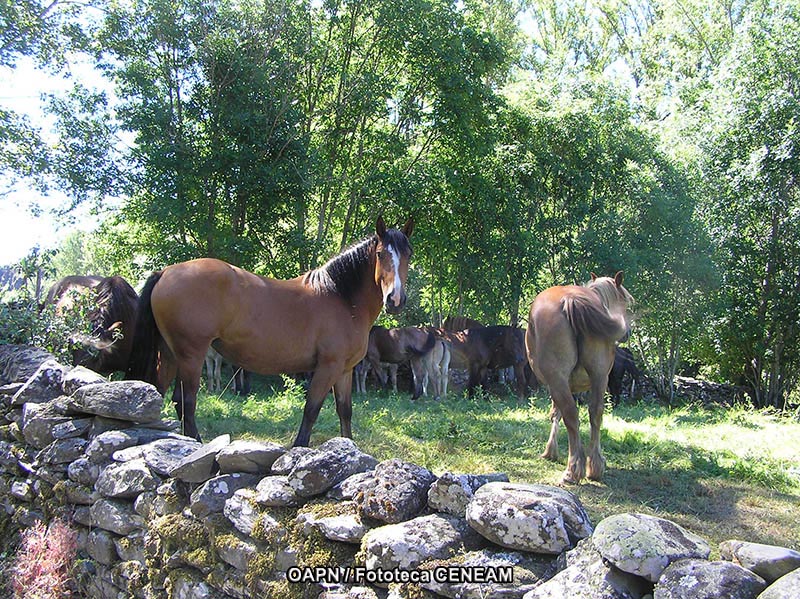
[43,216,640,484]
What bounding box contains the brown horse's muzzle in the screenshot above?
[384,291,407,314]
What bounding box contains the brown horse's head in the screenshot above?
[589,271,634,342]
[374,216,414,314]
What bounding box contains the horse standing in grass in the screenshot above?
[525,272,633,483]
[365,326,436,399]
[127,217,414,445]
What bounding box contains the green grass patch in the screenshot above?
[188,377,800,553]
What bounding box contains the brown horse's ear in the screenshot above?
[402,217,414,238]
[590,272,598,281]
[614,271,624,287]
[376,216,387,238]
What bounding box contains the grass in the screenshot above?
[188,375,800,556]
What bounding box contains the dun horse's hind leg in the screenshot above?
[586,378,607,481]
[550,382,586,484]
[542,405,561,461]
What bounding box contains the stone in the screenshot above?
[151,479,189,516]
[466,482,593,554]
[427,471,510,516]
[593,513,711,583]
[421,549,556,599]
[86,528,119,565]
[523,537,651,599]
[757,568,800,599]
[11,359,69,406]
[139,437,203,476]
[95,458,160,498]
[10,480,34,501]
[52,417,93,440]
[91,497,146,535]
[86,428,192,463]
[315,513,369,544]
[224,488,261,536]
[361,514,483,575]
[170,434,231,483]
[36,437,88,465]
[355,458,436,523]
[73,505,92,526]
[189,473,260,518]
[327,471,377,501]
[215,439,286,474]
[0,345,56,384]
[214,531,259,572]
[255,475,303,507]
[270,446,314,474]
[21,400,72,448]
[66,381,164,422]
[720,540,800,584]
[288,437,378,497]
[55,480,100,505]
[114,531,146,563]
[62,365,107,395]
[654,558,766,599]
[68,457,102,486]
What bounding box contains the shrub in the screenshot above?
[11,519,78,599]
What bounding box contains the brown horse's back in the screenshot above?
[151,258,366,375]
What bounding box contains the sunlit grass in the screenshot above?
[188,375,800,553]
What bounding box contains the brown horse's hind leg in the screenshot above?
[542,405,561,461]
[171,352,204,441]
[333,372,353,439]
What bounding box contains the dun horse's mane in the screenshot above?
[562,277,631,340]
[586,277,632,311]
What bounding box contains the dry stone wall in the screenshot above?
[0,343,798,599]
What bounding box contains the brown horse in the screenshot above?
[525,272,633,484]
[127,217,414,445]
[365,325,436,399]
[47,275,139,375]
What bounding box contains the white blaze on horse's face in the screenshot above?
[376,241,408,314]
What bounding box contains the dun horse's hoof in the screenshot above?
[561,471,581,485]
[541,449,559,462]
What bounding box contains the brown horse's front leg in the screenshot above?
[293,365,342,447]
[333,371,353,439]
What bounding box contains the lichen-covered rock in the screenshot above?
[757,568,800,599]
[62,365,107,395]
[138,437,203,476]
[189,473,260,518]
[224,488,261,535]
[355,458,436,524]
[68,457,102,487]
[66,380,164,423]
[0,345,56,384]
[255,475,303,507]
[720,540,800,584]
[466,482,593,554]
[523,538,650,599]
[114,531,146,563]
[327,471,377,501]
[360,514,483,575]
[270,446,314,474]
[421,549,557,599]
[170,434,231,483]
[288,437,378,497]
[593,513,711,583]
[36,437,88,465]
[11,359,68,406]
[215,439,285,474]
[95,458,160,498]
[91,497,146,535]
[52,417,93,440]
[150,479,189,516]
[86,528,119,566]
[214,531,259,572]
[21,400,71,448]
[427,471,509,516]
[654,558,766,599]
[86,427,188,464]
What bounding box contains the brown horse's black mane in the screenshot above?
[92,276,138,334]
[304,229,411,303]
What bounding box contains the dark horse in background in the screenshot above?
[435,325,528,399]
[127,217,414,445]
[608,346,642,404]
[45,275,139,375]
[526,272,633,484]
[365,325,436,399]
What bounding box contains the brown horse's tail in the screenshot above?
[561,293,625,340]
[125,271,163,385]
[407,330,436,357]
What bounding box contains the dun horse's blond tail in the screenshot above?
[561,293,625,340]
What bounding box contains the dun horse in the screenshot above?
[525,272,633,483]
[127,217,414,445]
